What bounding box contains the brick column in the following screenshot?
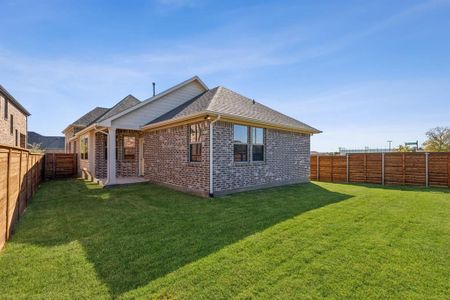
[106,127,116,185]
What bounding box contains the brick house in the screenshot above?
[64,76,320,196]
[0,85,30,148]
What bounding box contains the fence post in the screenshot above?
[317,155,320,181]
[25,153,28,207]
[447,154,450,188]
[5,149,11,239]
[402,153,406,185]
[17,150,22,220]
[346,153,349,183]
[53,153,56,179]
[364,154,367,183]
[382,153,385,186]
[35,156,39,190]
[425,152,429,187]
[330,154,334,182]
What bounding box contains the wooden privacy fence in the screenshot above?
[0,145,44,250]
[1,148,78,250]
[311,152,450,188]
[44,153,77,179]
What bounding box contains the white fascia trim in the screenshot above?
[69,123,108,142]
[210,112,322,134]
[97,76,209,127]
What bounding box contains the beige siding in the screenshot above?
[112,81,205,129]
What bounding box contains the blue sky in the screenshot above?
[0,0,449,152]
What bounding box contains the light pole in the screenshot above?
[387,140,392,152]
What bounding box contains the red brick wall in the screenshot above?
[116,129,141,177]
[95,132,107,178]
[94,129,142,178]
[143,121,210,196]
[213,121,311,194]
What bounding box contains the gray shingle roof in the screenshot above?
[69,95,140,129]
[96,95,140,123]
[27,131,65,150]
[71,107,109,127]
[148,86,320,133]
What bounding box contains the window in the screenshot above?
[20,134,26,148]
[10,114,13,134]
[80,137,88,160]
[189,123,202,162]
[123,136,136,160]
[252,127,265,161]
[4,97,8,119]
[15,130,18,147]
[233,125,249,162]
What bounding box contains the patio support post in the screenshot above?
[106,127,116,185]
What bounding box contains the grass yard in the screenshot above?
[0,179,449,299]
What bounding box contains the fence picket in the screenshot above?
[0,145,44,251]
[312,152,450,188]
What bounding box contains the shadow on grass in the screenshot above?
[12,179,352,297]
[323,181,450,194]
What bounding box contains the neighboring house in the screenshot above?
[64,76,321,196]
[0,85,30,148]
[28,131,65,153]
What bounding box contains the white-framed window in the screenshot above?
[123,136,136,160]
[189,123,203,162]
[80,136,88,160]
[233,124,249,162]
[251,127,265,161]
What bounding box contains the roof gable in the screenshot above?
[64,94,140,134]
[97,76,208,127]
[95,95,140,123]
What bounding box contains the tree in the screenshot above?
[423,127,450,152]
[29,143,44,154]
[395,145,412,152]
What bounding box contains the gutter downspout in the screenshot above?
[209,115,221,196]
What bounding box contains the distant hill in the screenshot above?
[28,131,65,152]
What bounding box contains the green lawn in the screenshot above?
[0,180,449,299]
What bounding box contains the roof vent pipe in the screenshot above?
[152,82,156,96]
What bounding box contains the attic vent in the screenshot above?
[152,82,156,96]
[252,99,256,104]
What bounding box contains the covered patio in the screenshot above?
[77,126,146,187]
